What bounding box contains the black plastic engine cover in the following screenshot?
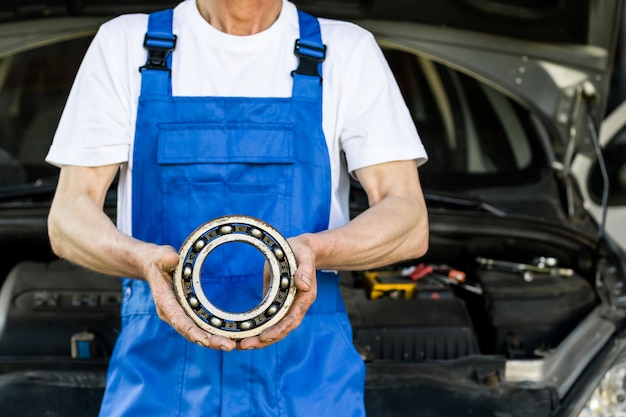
[0,261,121,357]
[478,269,596,358]
[350,298,480,361]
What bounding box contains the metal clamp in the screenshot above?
[173,215,297,339]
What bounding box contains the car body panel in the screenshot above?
[572,98,626,251]
[355,14,617,160]
[0,18,105,58]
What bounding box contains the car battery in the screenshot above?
[476,262,596,358]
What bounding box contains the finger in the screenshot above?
[157,245,180,274]
[295,271,312,292]
[148,248,237,351]
[238,247,318,350]
[260,292,312,341]
[237,287,315,350]
[288,240,315,293]
[236,306,302,350]
[168,306,237,351]
[151,276,238,351]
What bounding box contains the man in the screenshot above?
[46,0,429,415]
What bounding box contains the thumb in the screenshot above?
[158,245,180,273]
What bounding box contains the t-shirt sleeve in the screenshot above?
[45,17,141,168]
[336,28,428,173]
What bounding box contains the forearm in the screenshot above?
[306,193,428,271]
[48,165,159,279]
[48,165,234,350]
[49,194,154,278]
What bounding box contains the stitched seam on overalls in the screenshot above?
[275,341,286,417]
[175,338,188,417]
[330,313,366,370]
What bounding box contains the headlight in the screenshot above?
[578,360,626,416]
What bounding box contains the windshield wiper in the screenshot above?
[0,177,58,203]
[350,178,506,216]
[424,192,507,216]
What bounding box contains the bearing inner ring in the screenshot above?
[173,215,297,339]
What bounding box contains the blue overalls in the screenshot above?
[98,8,366,417]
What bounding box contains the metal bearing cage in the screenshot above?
[173,215,297,339]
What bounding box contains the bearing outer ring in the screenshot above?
[173,215,297,339]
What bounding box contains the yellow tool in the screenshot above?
[363,271,416,300]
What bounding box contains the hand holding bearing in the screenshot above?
[172,215,297,339]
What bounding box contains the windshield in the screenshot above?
[0,36,92,189]
[0,35,550,197]
[383,48,549,192]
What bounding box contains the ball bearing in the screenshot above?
[173,215,297,339]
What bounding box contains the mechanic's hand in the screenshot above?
[144,244,237,351]
[236,235,317,350]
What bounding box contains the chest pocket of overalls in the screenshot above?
[157,122,295,277]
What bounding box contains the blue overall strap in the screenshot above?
[292,10,326,100]
[139,9,176,96]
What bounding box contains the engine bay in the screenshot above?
[0,246,599,364]
[344,251,597,363]
[0,223,610,417]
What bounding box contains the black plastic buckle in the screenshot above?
[292,39,326,78]
[139,33,177,72]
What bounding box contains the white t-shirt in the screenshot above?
[46,0,427,234]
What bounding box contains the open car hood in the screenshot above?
[2,0,618,47]
[299,0,606,45]
[2,0,618,46]
[1,0,620,160]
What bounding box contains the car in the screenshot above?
[0,0,624,416]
